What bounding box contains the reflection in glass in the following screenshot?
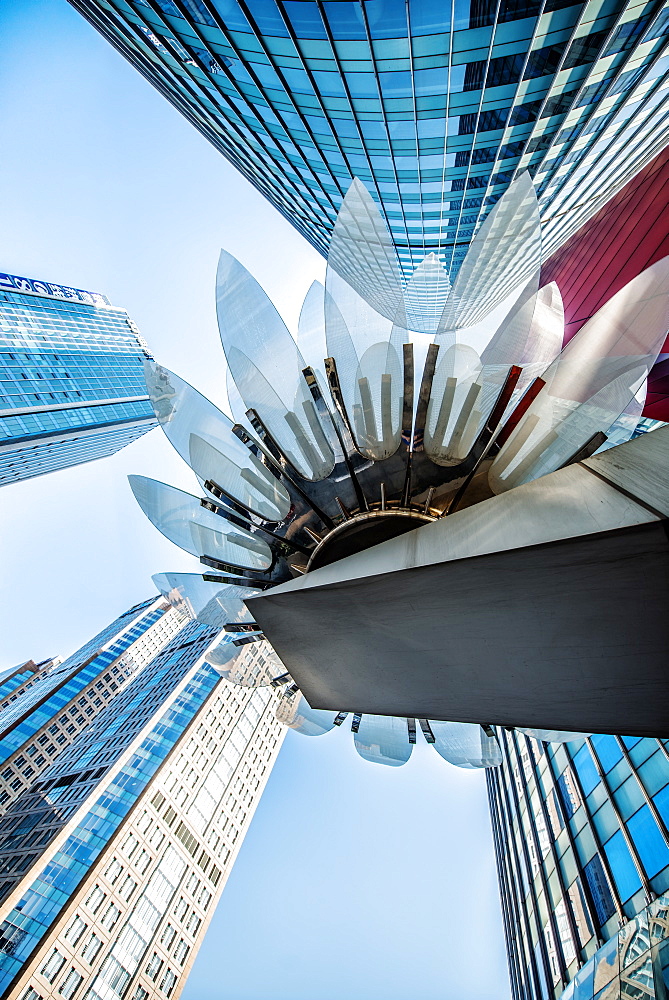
[275,690,336,736]
[152,572,255,628]
[354,715,412,766]
[129,476,272,570]
[430,721,502,768]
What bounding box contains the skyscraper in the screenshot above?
[68,0,669,275]
[487,729,669,999]
[0,599,187,819]
[0,611,286,1000]
[0,272,156,486]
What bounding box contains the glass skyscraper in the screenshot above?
[0,606,286,1000]
[0,599,187,822]
[68,0,669,275]
[0,272,156,486]
[488,729,669,999]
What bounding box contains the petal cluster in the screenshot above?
[131,174,669,766]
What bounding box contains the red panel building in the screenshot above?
[541,145,669,420]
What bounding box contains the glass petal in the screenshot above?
[143,361,289,520]
[424,344,483,465]
[354,715,412,766]
[227,345,335,480]
[516,728,590,744]
[152,572,255,628]
[437,172,541,333]
[188,434,289,523]
[275,692,336,736]
[326,177,405,326]
[216,250,335,481]
[298,280,328,382]
[429,721,502,769]
[206,637,284,687]
[129,476,272,570]
[489,256,669,493]
[404,252,451,336]
[325,180,407,457]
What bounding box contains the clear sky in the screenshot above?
[1,2,510,997]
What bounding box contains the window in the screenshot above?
[81,933,102,964]
[104,859,122,884]
[64,915,87,946]
[161,924,177,949]
[21,990,41,1000]
[131,990,149,1000]
[161,969,177,997]
[173,939,189,965]
[60,969,83,1000]
[186,913,201,936]
[627,805,669,879]
[572,746,599,797]
[85,886,106,913]
[41,948,66,983]
[119,875,136,901]
[579,857,613,929]
[603,830,642,902]
[100,903,120,930]
[146,953,164,980]
[135,849,151,875]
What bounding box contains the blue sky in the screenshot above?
[1,2,510,997]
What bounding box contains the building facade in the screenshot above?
[69,0,669,276]
[488,729,669,999]
[0,662,62,716]
[541,142,669,422]
[0,599,187,820]
[0,614,286,1000]
[0,272,156,486]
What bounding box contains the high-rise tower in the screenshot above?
[68,0,669,276]
[0,610,286,1000]
[487,729,669,999]
[0,271,156,485]
[0,599,187,819]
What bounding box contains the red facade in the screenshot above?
[541,145,669,420]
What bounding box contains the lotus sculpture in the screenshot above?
[130,174,669,766]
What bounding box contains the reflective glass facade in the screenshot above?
[0,273,157,485]
[0,611,286,1000]
[0,600,187,820]
[488,730,669,999]
[69,0,669,276]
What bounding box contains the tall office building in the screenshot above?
[0,612,286,1000]
[0,271,156,486]
[488,729,669,999]
[69,0,669,275]
[0,598,187,819]
[0,661,62,716]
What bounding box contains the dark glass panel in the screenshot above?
[508,98,542,125]
[603,15,651,56]
[583,853,616,925]
[563,29,608,70]
[487,53,525,87]
[524,42,567,78]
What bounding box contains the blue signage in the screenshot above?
[0,272,110,307]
